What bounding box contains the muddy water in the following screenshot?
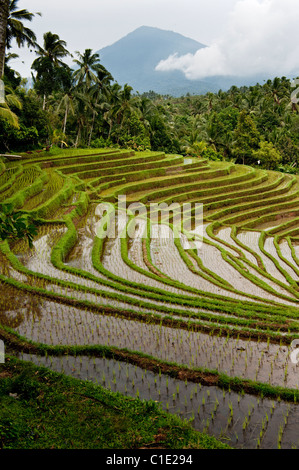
[202,226,298,303]
[280,240,299,272]
[151,225,251,300]
[197,241,296,305]
[16,352,299,449]
[150,224,284,304]
[3,295,298,389]
[12,208,297,309]
[184,158,198,165]
[127,219,150,271]
[216,227,258,266]
[264,238,299,281]
[3,209,299,395]
[101,220,197,297]
[10,220,204,316]
[236,231,299,298]
[213,227,292,286]
[255,215,299,231]
[12,221,287,323]
[200,241,287,302]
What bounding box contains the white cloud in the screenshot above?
[12,0,236,77]
[156,0,299,79]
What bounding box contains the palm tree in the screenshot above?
[72,49,108,147]
[138,96,157,135]
[1,0,40,78]
[72,49,102,89]
[107,83,140,143]
[0,0,39,128]
[263,77,289,107]
[72,50,116,146]
[116,84,138,127]
[57,89,76,147]
[87,65,113,146]
[33,31,70,66]
[0,0,10,78]
[104,82,122,139]
[202,92,217,113]
[242,88,261,112]
[5,0,41,51]
[0,82,21,126]
[73,91,94,148]
[32,32,71,110]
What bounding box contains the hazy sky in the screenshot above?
[8,0,241,76]
[8,0,299,80]
[157,0,299,79]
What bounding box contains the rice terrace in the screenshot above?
[2,147,299,449]
[2,0,299,453]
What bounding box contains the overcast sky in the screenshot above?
[9,0,299,80]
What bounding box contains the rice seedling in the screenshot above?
[277,424,284,449]
[4,149,299,450]
[242,417,248,431]
[228,401,234,418]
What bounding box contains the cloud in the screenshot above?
[156,0,299,79]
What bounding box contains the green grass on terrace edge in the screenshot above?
[0,355,229,449]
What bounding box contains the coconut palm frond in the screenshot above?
[0,103,19,127]
[5,92,22,110]
[6,0,41,50]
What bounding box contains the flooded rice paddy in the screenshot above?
[2,153,299,449]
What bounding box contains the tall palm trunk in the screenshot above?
[62,104,69,135]
[108,119,113,139]
[63,104,68,135]
[61,103,69,148]
[88,106,97,148]
[75,123,81,148]
[0,0,10,78]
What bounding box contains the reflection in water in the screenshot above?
[0,282,44,328]
[16,352,299,450]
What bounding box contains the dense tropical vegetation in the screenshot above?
[0,1,298,174]
[3,1,299,451]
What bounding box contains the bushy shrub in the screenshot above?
[201,147,223,161]
[10,371,42,400]
[90,137,116,148]
[0,119,39,152]
[278,164,298,175]
[125,135,151,151]
[252,140,282,170]
[0,203,39,247]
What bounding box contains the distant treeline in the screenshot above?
[1,2,299,172]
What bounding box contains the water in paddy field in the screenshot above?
[2,283,299,390]
[184,158,194,165]
[3,160,299,451]
[254,215,299,231]
[16,352,299,450]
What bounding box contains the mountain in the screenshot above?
[96,26,266,97]
[97,26,214,96]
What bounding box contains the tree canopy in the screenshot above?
[0,3,299,174]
